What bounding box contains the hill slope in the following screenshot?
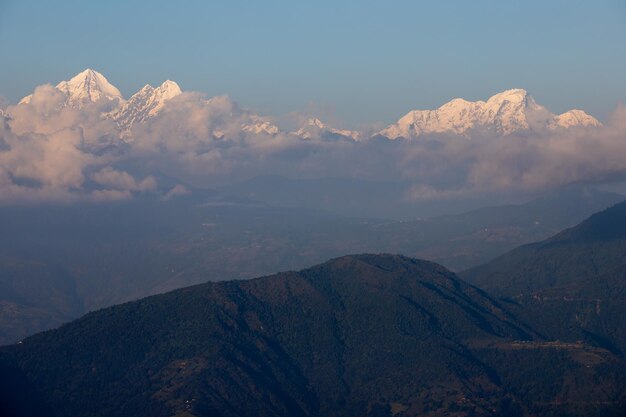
[1,255,625,417]
[463,201,626,353]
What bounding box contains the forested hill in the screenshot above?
[462,200,626,353]
[1,254,625,417]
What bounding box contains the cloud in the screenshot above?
[3,82,626,205]
[0,87,152,203]
[0,116,95,203]
[399,111,626,199]
[161,184,191,200]
[92,167,156,192]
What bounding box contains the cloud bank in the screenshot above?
[1,80,626,204]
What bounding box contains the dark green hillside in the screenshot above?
[463,201,626,353]
[1,255,624,417]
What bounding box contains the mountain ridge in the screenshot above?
[15,70,600,140]
[15,69,355,140]
[114,80,182,132]
[292,118,362,140]
[379,88,600,139]
[1,253,625,417]
[462,200,626,353]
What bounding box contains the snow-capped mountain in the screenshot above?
[114,80,182,131]
[549,109,601,129]
[241,115,280,135]
[18,69,186,135]
[379,89,600,139]
[293,118,361,140]
[20,69,124,108]
[16,71,602,142]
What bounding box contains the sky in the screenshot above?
[0,0,625,127]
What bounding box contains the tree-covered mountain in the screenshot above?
[462,200,626,354]
[1,254,625,417]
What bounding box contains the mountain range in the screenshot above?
[379,89,600,139]
[292,118,362,140]
[14,69,600,141]
[17,69,279,138]
[115,79,183,132]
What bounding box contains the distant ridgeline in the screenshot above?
[15,69,601,141]
[1,243,626,415]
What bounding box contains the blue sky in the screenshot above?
[0,0,625,126]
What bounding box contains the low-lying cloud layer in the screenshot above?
[1,80,626,204]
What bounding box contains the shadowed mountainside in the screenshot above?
[1,254,625,417]
[463,200,626,354]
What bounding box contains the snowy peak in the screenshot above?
[241,115,280,135]
[293,118,361,140]
[485,88,531,105]
[380,89,598,139]
[56,69,123,107]
[15,70,602,140]
[480,88,551,134]
[19,68,123,108]
[155,80,182,100]
[115,80,182,131]
[293,118,327,138]
[308,118,327,129]
[551,109,601,129]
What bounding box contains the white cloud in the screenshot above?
[161,184,191,200]
[0,87,152,203]
[3,81,626,204]
[92,167,156,192]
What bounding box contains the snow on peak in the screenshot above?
[480,88,549,134]
[308,118,326,129]
[293,118,361,140]
[241,115,280,135]
[137,84,154,94]
[19,68,124,107]
[379,88,594,139]
[56,69,124,107]
[551,109,601,129]
[157,80,182,99]
[114,80,183,131]
[14,70,602,141]
[487,88,529,103]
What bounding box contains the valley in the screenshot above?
[0,186,620,345]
